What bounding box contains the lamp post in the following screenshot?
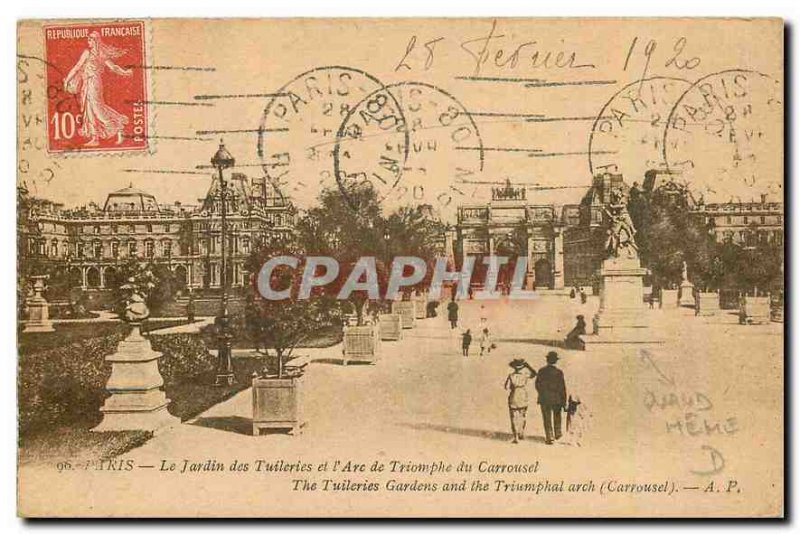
[212,140,236,386]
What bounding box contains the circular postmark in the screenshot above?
[333,81,484,218]
[257,66,396,208]
[588,76,692,183]
[663,69,783,201]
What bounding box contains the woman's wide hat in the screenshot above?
[509,358,527,369]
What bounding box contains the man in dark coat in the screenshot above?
[535,351,567,444]
[447,298,459,329]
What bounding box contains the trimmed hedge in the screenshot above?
[18,329,217,436]
[150,333,216,384]
[19,330,127,434]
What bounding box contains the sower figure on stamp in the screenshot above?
[505,358,536,444]
[535,351,567,445]
[63,31,133,146]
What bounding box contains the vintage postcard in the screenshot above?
[16,17,783,517]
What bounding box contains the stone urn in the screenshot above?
[22,275,54,333]
[93,292,177,432]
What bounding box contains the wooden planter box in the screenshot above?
[661,289,679,309]
[414,299,427,319]
[393,301,416,329]
[342,325,380,365]
[771,293,784,323]
[697,292,721,315]
[378,313,402,341]
[741,296,771,324]
[252,376,303,436]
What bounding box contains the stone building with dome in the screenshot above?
[19,173,294,293]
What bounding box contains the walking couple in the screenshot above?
[504,351,567,445]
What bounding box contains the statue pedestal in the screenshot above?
[22,276,54,333]
[92,325,177,432]
[582,256,664,346]
[697,291,721,316]
[679,281,696,307]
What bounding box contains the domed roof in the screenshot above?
[104,183,160,213]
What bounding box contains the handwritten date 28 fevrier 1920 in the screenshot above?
[395,20,702,77]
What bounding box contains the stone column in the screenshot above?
[81,267,88,289]
[553,229,565,289]
[525,236,536,289]
[444,229,456,267]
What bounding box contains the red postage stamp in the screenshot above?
[43,20,149,154]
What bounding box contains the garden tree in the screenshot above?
[738,235,784,293]
[294,184,384,325]
[41,264,78,301]
[295,183,444,324]
[149,264,181,312]
[383,203,447,297]
[243,233,341,378]
[17,184,42,319]
[106,259,178,315]
[627,181,715,288]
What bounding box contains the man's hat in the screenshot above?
[509,358,527,369]
[546,351,559,363]
[576,314,584,320]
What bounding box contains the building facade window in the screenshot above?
[77,243,85,258]
[93,240,103,258]
[50,240,58,257]
[163,240,172,257]
[145,240,155,258]
[211,263,219,286]
[128,241,137,257]
[112,241,120,258]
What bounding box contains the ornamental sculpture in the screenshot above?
[602,187,638,259]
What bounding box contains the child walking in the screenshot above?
[479,327,492,356]
[461,329,472,357]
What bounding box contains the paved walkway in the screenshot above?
[147,317,216,335]
[20,294,783,516]
[134,294,781,457]
[50,309,119,324]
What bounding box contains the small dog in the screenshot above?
[562,395,590,446]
